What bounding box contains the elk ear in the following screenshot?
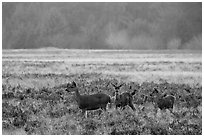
[162,92,167,97]
[72,81,76,87]
[118,83,124,88]
[67,82,71,87]
[153,88,159,93]
[111,83,116,88]
[131,90,136,96]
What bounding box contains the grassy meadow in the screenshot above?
[2,49,202,135]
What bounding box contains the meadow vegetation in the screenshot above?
[2,49,202,135]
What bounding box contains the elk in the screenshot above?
[111,83,136,111]
[150,87,175,113]
[65,81,111,118]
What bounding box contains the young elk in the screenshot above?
[150,87,175,113]
[66,81,111,118]
[111,83,136,111]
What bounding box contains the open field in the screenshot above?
[2,49,202,135]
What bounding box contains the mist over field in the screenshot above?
[2,2,202,50]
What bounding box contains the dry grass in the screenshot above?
[2,49,202,135]
[3,49,201,86]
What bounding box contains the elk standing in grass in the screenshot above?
[150,87,175,113]
[66,81,111,118]
[111,83,136,111]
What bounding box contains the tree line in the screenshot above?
[2,2,202,50]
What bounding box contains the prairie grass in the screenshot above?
[2,49,202,135]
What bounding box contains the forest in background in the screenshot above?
[2,2,202,50]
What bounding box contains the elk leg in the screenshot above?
[154,108,158,115]
[129,103,136,111]
[108,102,112,109]
[99,106,106,116]
[82,109,85,115]
[103,106,107,111]
[115,105,118,110]
[82,110,87,118]
[122,106,126,110]
[169,108,173,114]
[98,109,102,116]
[107,103,110,109]
[85,111,88,118]
[140,106,145,111]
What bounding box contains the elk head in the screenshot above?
[66,81,77,92]
[111,83,124,92]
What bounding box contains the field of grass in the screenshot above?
[2,49,202,135]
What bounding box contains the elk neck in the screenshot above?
[115,91,120,100]
[73,87,81,101]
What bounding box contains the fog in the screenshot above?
[2,2,202,50]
